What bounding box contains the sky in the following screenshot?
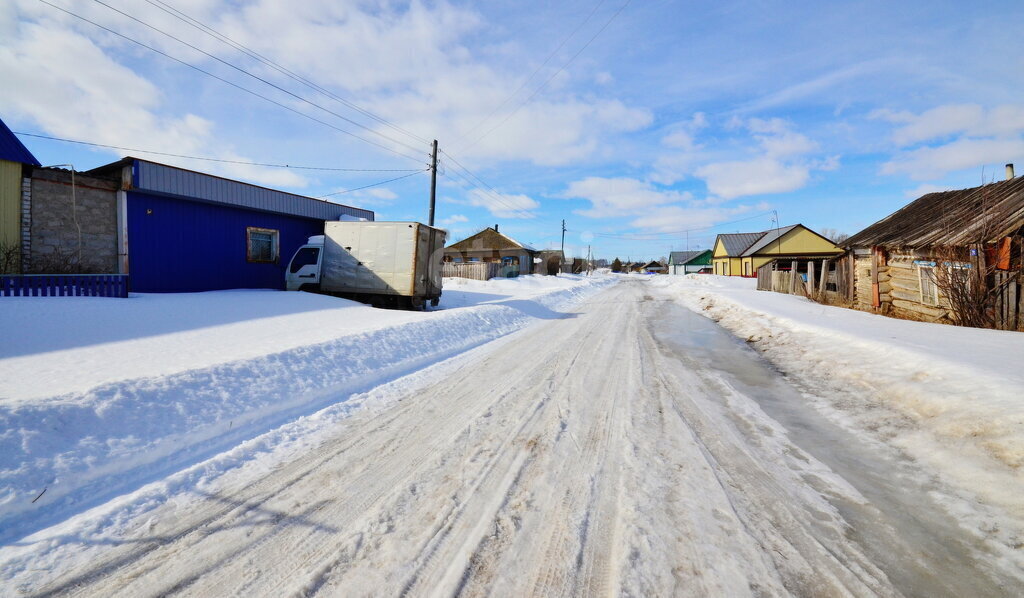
[3,0,1024,261]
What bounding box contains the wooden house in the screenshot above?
[712,225,842,276]
[668,250,712,275]
[844,170,1024,327]
[443,225,537,278]
[640,260,666,274]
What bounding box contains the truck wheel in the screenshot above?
[430,297,440,307]
[409,297,425,311]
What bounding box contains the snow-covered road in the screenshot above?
[9,280,1021,596]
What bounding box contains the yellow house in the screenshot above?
[712,232,763,276]
[713,225,844,276]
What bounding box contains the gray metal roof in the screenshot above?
[716,232,765,256]
[88,158,374,221]
[740,225,798,256]
[668,250,710,264]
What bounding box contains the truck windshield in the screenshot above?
[289,247,320,273]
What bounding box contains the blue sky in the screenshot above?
[3,0,1024,261]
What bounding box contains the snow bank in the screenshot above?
[649,274,1024,519]
[0,274,614,542]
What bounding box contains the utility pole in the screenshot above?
[560,219,567,269]
[587,244,592,276]
[428,139,438,226]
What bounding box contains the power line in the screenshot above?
[37,0,430,166]
[143,0,432,146]
[319,169,429,198]
[438,150,537,219]
[14,131,428,172]
[85,0,426,156]
[458,0,631,154]
[454,0,608,145]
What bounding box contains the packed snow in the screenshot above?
[648,273,1024,567]
[0,274,614,543]
[2,273,1023,596]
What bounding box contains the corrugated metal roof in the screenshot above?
[740,224,798,256]
[86,158,374,221]
[668,250,710,264]
[846,177,1024,248]
[0,118,40,166]
[716,232,765,256]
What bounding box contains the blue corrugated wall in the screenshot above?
[127,191,324,292]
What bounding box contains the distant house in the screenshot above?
[640,260,666,274]
[712,225,843,276]
[443,225,536,278]
[2,118,373,292]
[844,169,1024,327]
[668,250,712,275]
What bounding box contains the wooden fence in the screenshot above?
[1,274,129,298]
[442,262,503,281]
[994,271,1023,331]
[756,255,855,304]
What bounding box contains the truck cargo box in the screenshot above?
[320,221,445,301]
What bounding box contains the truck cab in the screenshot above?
[285,236,324,292]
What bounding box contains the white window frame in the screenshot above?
[246,227,279,263]
[918,264,939,306]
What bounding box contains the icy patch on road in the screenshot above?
[648,274,1024,570]
[0,274,615,543]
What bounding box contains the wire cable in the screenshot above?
[458,0,631,154]
[37,0,430,166]
[319,169,429,198]
[86,0,427,156]
[144,0,431,146]
[14,131,429,172]
[438,150,537,219]
[454,0,608,145]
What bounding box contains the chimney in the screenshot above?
[1007,163,1015,180]
[494,224,499,232]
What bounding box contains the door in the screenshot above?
[286,245,322,290]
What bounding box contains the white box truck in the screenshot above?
[285,221,446,309]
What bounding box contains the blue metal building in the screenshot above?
[87,157,374,293]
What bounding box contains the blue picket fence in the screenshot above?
[1,274,129,298]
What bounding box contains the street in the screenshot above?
[25,280,1017,597]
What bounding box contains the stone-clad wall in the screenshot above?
[27,168,118,273]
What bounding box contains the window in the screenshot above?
[289,247,319,273]
[919,265,939,306]
[247,227,279,263]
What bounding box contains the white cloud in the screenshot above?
[871,103,1024,146]
[687,118,823,199]
[466,189,539,219]
[651,113,707,185]
[439,214,468,226]
[561,177,691,219]
[695,157,810,199]
[594,71,614,85]
[628,204,757,233]
[880,137,1024,181]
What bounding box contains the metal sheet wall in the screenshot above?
[0,160,21,249]
[127,191,324,292]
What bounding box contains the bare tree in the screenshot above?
[0,242,20,274]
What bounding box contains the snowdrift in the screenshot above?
[0,274,615,542]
